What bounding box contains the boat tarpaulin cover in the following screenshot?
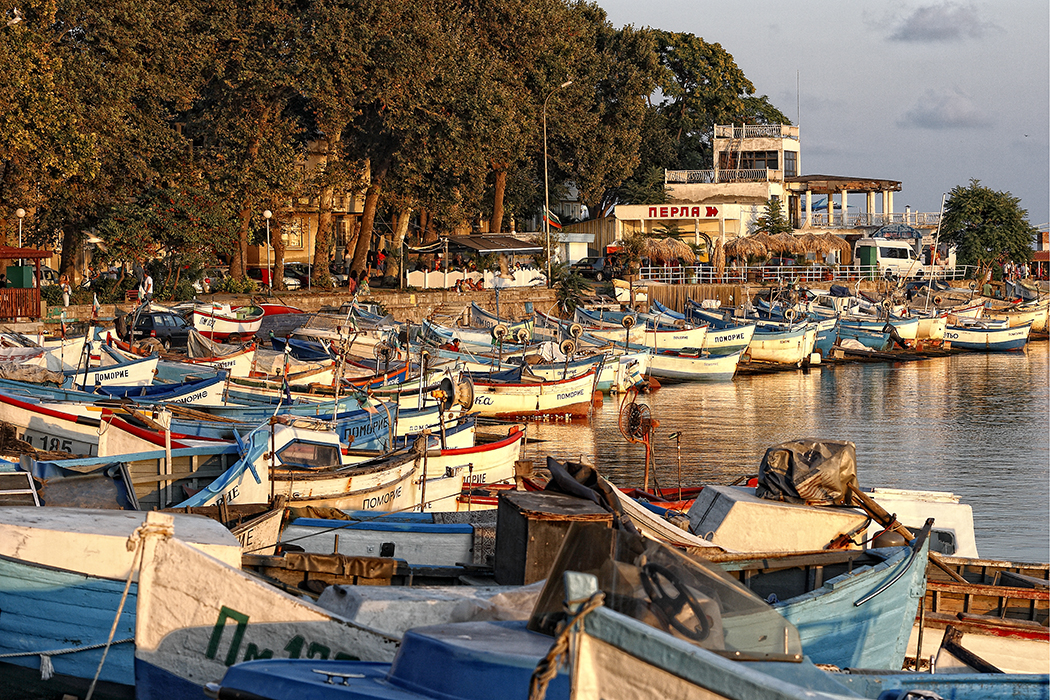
[755,439,858,506]
[187,328,242,358]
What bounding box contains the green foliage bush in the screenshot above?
[217,276,256,294]
[41,285,63,307]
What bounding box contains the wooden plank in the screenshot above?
[928,580,1049,602]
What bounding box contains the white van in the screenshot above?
[854,238,928,278]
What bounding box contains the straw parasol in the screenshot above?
[724,235,767,260]
[644,237,697,264]
[768,232,803,255]
[799,232,835,257]
[710,238,726,278]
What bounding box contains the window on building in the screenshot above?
[283,220,305,249]
[784,150,797,177]
[738,151,780,171]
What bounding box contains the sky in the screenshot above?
[596,0,1050,227]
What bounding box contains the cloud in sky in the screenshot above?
[898,88,993,129]
[888,2,995,42]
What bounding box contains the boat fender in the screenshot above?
[968,281,977,291]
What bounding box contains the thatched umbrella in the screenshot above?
[768,232,803,255]
[748,232,775,250]
[799,232,835,257]
[710,238,726,278]
[827,234,853,264]
[644,237,696,264]
[725,236,767,260]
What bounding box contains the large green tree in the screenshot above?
[940,179,1036,277]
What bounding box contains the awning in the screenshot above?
[871,224,922,240]
[0,246,53,260]
[444,235,542,255]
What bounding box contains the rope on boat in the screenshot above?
[529,591,606,700]
[0,638,134,681]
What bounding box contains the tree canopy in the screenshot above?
[1,0,793,292]
[940,179,1036,276]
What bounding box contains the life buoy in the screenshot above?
[784,308,798,322]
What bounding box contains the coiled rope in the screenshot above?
[528,591,606,700]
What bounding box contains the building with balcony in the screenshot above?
[610,123,940,260]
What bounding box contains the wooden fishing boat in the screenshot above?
[471,369,596,418]
[984,299,1049,334]
[133,512,400,700]
[91,373,236,407]
[192,302,265,343]
[836,322,892,351]
[0,391,215,457]
[908,555,1049,674]
[177,421,523,513]
[575,308,708,351]
[646,348,741,382]
[943,319,1032,351]
[63,350,159,390]
[0,508,243,697]
[182,342,257,378]
[205,522,1043,700]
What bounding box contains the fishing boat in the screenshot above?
[471,368,596,418]
[133,511,400,700]
[0,391,222,457]
[984,299,1050,334]
[836,322,892,351]
[177,420,524,513]
[63,350,159,390]
[908,555,1048,674]
[574,307,708,351]
[646,348,742,382]
[192,302,265,343]
[183,341,258,378]
[943,319,1032,351]
[0,507,243,697]
[206,522,1044,700]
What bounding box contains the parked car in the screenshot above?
[191,267,228,294]
[284,263,312,286]
[122,311,192,350]
[570,256,609,281]
[39,265,60,287]
[247,267,301,290]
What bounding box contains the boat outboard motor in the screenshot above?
[883,322,908,350]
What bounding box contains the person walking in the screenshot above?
[60,275,71,307]
[139,272,154,303]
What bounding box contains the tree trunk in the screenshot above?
[232,206,252,279]
[351,153,393,275]
[59,224,79,283]
[312,184,334,288]
[273,218,286,291]
[489,165,506,233]
[388,208,412,281]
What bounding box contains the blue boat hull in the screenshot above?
[0,555,136,691]
[837,324,892,351]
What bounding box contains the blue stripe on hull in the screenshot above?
[0,556,136,688]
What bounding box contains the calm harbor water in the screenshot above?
[520,342,1050,562]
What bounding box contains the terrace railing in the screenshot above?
[639,264,973,285]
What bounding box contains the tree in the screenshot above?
[940,179,1036,277]
[751,197,792,235]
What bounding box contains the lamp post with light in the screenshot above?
[263,210,272,288]
[15,208,25,266]
[543,80,572,288]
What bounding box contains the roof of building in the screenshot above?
[445,235,541,255]
[0,246,54,261]
[786,175,902,194]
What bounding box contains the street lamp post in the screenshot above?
[263,210,272,288]
[15,208,25,266]
[543,80,572,288]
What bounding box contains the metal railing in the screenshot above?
[803,212,942,229]
[639,264,973,285]
[714,124,800,140]
[665,168,775,184]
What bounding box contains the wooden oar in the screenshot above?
[846,482,968,584]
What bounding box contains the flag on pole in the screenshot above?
[92,294,101,319]
[543,208,562,230]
